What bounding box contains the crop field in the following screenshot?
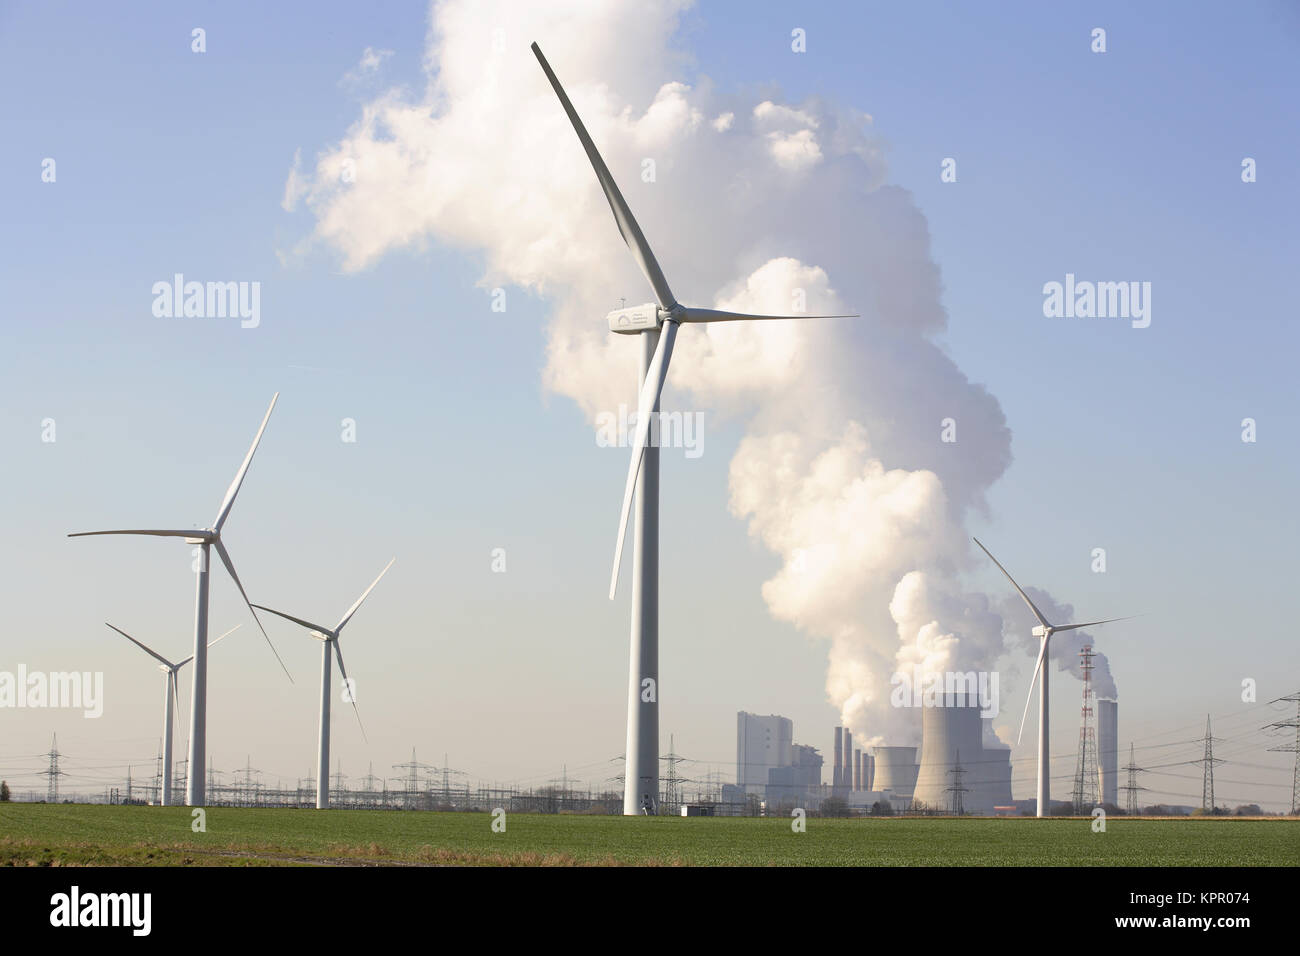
[1,804,1295,866]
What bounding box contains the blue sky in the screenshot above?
[2,1,1297,809]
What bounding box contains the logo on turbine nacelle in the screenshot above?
[607,303,661,334]
[1031,625,1049,638]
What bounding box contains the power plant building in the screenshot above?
[736,712,794,795]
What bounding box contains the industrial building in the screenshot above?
[736,712,793,795]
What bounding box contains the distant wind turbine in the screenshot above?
[973,538,1134,817]
[532,42,857,815]
[104,623,240,806]
[252,558,395,809]
[69,393,291,807]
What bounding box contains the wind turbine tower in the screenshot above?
[69,394,291,806]
[974,538,1134,817]
[532,43,855,814]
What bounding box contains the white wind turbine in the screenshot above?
[69,393,291,807]
[252,558,394,809]
[104,623,240,806]
[532,43,857,815]
[973,538,1133,818]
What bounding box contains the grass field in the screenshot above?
[1,804,1295,866]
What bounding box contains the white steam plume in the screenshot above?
[282,0,1110,751]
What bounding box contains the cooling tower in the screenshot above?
[1097,698,1118,807]
[870,746,918,799]
[985,746,1013,807]
[912,694,987,813]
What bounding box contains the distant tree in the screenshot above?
[1234,804,1263,817]
[0,780,9,802]
[870,800,894,817]
[820,797,849,818]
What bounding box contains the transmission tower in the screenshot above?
[207,757,220,799]
[1196,715,1224,813]
[1264,692,1300,815]
[945,749,969,815]
[153,739,163,806]
[429,754,467,805]
[331,758,347,804]
[1071,646,1100,813]
[236,756,262,806]
[44,734,64,803]
[359,761,382,792]
[126,764,133,804]
[661,734,686,814]
[1119,742,1146,815]
[392,748,436,808]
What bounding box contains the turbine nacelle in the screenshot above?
[607,303,663,334]
[1031,624,1051,638]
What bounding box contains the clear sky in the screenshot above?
[2,0,1297,810]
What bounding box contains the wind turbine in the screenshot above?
[532,43,857,815]
[252,558,394,809]
[104,623,240,806]
[69,393,291,807]
[973,537,1132,818]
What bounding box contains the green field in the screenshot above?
[1,804,1295,866]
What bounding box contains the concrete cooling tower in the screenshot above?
[984,745,1013,808]
[870,746,917,799]
[1097,698,1118,807]
[912,694,989,813]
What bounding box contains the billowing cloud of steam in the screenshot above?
[997,591,1119,700]
[282,0,1111,751]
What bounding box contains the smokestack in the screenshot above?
[853,750,861,790]
[866,753,875,792]
[833,727,843,789]
[1097,698,1118,807]
[843,730,853,791]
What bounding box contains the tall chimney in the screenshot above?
[854,750,861,790]
[833,727,843,789]
[843,730,853,791]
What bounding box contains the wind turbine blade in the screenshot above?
[212,393,278,532]
[250,604,333,637]
[1017,637,1049,746]
[333,641,367,744]
[972,537,1051,629]
[210,623,242,647]
[176,624,243,670]
[678,307,859,324]
[214,539,293,683]
[104,623,175,669]
[531,42,676,311]
[70,530,205,539]
[610,320,678,600]
[1052,616,1135,633]
[334,558,396,633]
